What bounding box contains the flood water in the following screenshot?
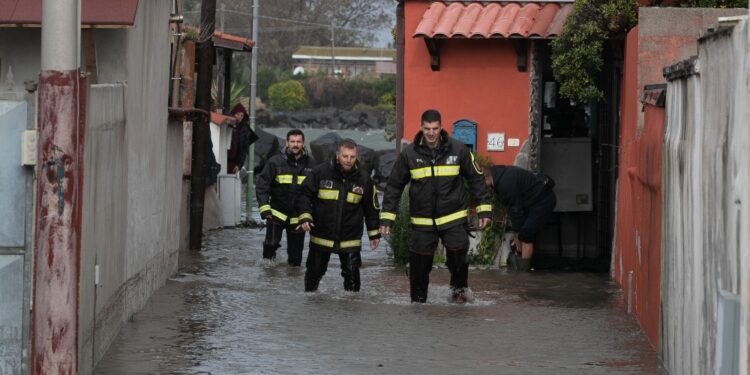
[94,228,664,375]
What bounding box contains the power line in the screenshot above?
[183,9,375,33]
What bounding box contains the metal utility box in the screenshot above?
[540,137,592,212]
[452,119,477,152]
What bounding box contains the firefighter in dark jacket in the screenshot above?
[379,109,492,303]
[296,139,381,292]
[484,165,557,271]
[256,129,315,266]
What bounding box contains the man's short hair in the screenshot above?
[287,129,305,141]
[338,138,358,150]
[421,109,441,125]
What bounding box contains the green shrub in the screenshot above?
[386,186,411,266]
[550,0,637,102]
[268,80,308,111]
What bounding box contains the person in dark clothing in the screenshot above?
[256,129,315,266]
[227,103,258,174]
[484,165,557,271]
[379,109,492,303]
[296,139,381,292]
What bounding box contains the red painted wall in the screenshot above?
[403,1,530,165]
[613,26,662,349]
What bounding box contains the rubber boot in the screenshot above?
[286,230,305,266]
[446,249,469,303]
[339,251,362,292]
[305,249,330,292]
[409,252,433,303]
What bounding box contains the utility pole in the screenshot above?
[330,23,336,76]
[246,0,259,218]
[33,0,82,373]
[191,0,216,250]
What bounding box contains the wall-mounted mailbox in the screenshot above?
[452,119,477,152]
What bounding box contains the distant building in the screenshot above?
[292,46,396,78]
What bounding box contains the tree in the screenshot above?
[184,0,394,69]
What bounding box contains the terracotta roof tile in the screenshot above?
[0,0,139,27]
[414,1,574,39]
[210,112,237,126]
[184,26,255,51]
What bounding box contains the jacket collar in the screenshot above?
[413,129,450,154]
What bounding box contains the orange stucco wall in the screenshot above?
[403,1,530,165]
[613,25,661,349]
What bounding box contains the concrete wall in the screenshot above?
[613,7,747,353]
[77,1,180,374]
[661,18,748,375]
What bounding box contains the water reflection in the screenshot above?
[94,228,664,375]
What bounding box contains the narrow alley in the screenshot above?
[93,228,663,375]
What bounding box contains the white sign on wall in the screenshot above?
[487,132,505,151]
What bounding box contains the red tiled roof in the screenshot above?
[184,26,255,52]
[0,0,139,27]
[413,2,573,39]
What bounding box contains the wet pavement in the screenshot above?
[94,228,664,375]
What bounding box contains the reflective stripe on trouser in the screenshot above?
[310,235,361,251]
[445,249,469,290]
[410,209,468,227]
[409,252,434,303]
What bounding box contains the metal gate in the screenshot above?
[0,98,33,375]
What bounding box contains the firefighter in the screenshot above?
[379,109,492,303]
[256,129,315,266]
[296,139,381,292]
[484,165,557,271]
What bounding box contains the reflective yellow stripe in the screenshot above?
[297,176,306,184]
[311,236,335,248]
[346,192,362,204]
[318,189,340,200]
[380,212,396,221]
[275,174,293,184]
[341,239,361,248]
[290,217,300,225]
[271,209,288,221]
[410,209,468,226]
[298,213,312,221]
[476,204,493,213]
[259,204,271,213]
[368,229,379,237]
[310,236,361,249]
[410,165,460,179]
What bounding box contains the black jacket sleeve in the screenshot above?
[296,167,317,224]
[362,178,381,240]
[460,148,493,220]
[380,151,411,227]
[256,158,274,217]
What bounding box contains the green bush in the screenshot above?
[550,0,637,102]
[268,80,308,111]
[386,186,411,266]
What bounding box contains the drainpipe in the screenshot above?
[32,0,82,373]
[246,0,259,218]
[190,0,216,250]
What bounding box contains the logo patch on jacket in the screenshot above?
[415,158,425,167]
[320,180,334,189]
[352,186,364,195]
[446,155,458,165]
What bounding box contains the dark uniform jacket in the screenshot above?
[490,165,552,231]
[380,129,492,231]
[256,149,315,225]
[297,160,381,252]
